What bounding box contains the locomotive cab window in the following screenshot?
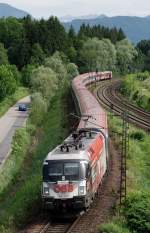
[49,163,63,176]
[64,163,79,180]
[80,161,88,179]
[48,163,63,182]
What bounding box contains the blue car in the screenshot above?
[18,104,27,111]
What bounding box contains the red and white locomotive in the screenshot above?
[42,71,112,209]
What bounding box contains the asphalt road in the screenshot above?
[0,96,30,167]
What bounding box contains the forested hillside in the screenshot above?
[0,15,149,102]
[63,15,150,43]
[0,15,129,99]
[0,16,125,69]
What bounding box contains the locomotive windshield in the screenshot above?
[64,163,79,180]
[43,160,88,182]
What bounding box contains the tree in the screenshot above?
[116,39,138,73]
[30,43,45,65]
[0,65,17,99]
[0,43,9,65]
[124,192,150,233]
[44,52,67,83]
[68,25,77,47]
[5,64,21,84]
[21,64,35,87]
[23,15,39,46]
[137,40,150,55]
[137,40,150,71]
[45,17,68,54]
[8,37,31,69]
[80,38,116,72]
[78,24,125,43]
[30,66,58,102]
[0,17,23,48]
[67,63,79,79]
[30,92,47,125]
[66,46,77,63]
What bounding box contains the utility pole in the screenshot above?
[120,111,129,206]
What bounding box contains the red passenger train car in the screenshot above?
[42,71,112,209]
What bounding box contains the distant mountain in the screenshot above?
[63,15,150,43]
[60,15,76,22]
[60,14,104,22]
[0,3,29,18]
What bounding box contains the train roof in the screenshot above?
[45,129,103,162]
[71,72,109,135]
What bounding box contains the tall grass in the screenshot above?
[99,222,130,233]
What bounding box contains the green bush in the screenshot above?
[5,64,21,85]
[30,66,58,101]
[0,65,17,100]
[124,192,150,233]
[67,63,79,80]
[30,92,48,126]
[136,71,149,81]
[99,222,130,233]
[130,131,145,141]
[44,52,67,83]
[122,72,150,110]
[21,64,35,87]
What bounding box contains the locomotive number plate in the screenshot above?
[58,192,70,199]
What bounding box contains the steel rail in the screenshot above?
[96,80,150,131]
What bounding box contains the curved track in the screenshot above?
[96,80,150,131]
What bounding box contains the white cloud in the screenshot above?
[2,0,150,18]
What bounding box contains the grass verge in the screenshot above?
[0,128,30,194]
[0,87,29,117]
[98,114,150,233]
[0,87,71,232]
[121,72,150,111]
[108,114,150,192]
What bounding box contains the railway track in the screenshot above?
[96,80,150,131]
[20,216,81,233]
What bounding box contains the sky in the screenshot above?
[2,0,150,18]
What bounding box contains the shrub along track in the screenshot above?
[96,80,150,132]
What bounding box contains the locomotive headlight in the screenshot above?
[44,187,49,195]
[79,186,85,195]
